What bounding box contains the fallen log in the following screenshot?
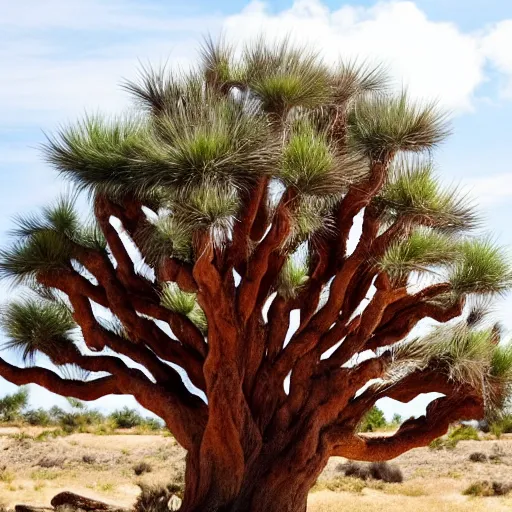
[50,492,127,512]
[15,506,53,512]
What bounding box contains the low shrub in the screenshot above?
[492,481,512,496]
[491,423,503,439]
[448,425,480,442]
[0,388,29,423]
[430,425,479,450]
[58,410,104,432]
[133,462,153,476]
[340,461,403,483]
[369,462,403,483]
[82,454,97,464]
[469,452,487,463]
[342,462,370,480]
[489,414,512,438]
[463,480,512,497]
[37,456,65,468]
[133,482,184,512]
[110,407,144,429]
[142,418,163,431]
[35,429,68,441]
[23,408,52,426]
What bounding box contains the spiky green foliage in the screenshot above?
[45,116,155,197]
[379,158,478,232]
[0,231,73,284]
[243,38,330,116]
[349,92,449,159]
[379,228,460,282]
[276,257,309,300]
[1,299,76,364]
[161,283,207,333]
[13,195,106,250]
[12,196,79,239]
[200,37,246,90]
[490,344,512,382]
[66,74,277,199]
[288,196,337,242]
[331,61,389,105]
[137,184,240,263]
[153,94,276,190]
[449,239,512,295]
[122,64,184,115]
[392,325,490,388]
[281,122,365,196]
[176,183,240,233]
[0,197,105,284]
[391,321,512,412]
[136,216,193,266]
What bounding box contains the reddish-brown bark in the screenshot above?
[0,170,486,511]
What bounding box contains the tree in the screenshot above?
[0,37,511,512]
[359,406,386,432]
[0,387,29,422]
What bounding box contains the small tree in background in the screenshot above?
[359,406,386,432]
[0,38,511,511]
[0,387,28,422]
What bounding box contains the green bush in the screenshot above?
[35,429,68,441]
[0,387,29,422]
[110,407,144,429]
[463,480,512,497]
[358,406,387,432]
[24,408,52,426]
[142,418,163,431]
[48,405,65,421]
[448,425,479,442]
[489,414,512,437]
[430,425,479,450]
[491,422,503,439]
[429,437,457,450]
[58,409,104,432]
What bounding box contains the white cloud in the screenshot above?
[223,0,485,111]
[481,20,512,97]
[465,173,512,206]
[0,1,221,128]
[1,0,512,136]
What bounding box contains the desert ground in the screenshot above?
[1,427,512,511]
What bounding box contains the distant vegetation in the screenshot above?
[0,387,164,434]
[2,388,511,441]
[358,406,402,432]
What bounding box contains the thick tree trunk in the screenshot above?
[179,446,326,512]
[179,475,309,512]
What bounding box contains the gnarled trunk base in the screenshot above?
[179,450,325,512]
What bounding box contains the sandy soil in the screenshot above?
[1,428,512,511]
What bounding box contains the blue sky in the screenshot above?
[1,0,512,419]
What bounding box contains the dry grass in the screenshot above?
[308,491,512,511]
[0,427,511,510]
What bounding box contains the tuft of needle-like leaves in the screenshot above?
[1,299,77,365]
